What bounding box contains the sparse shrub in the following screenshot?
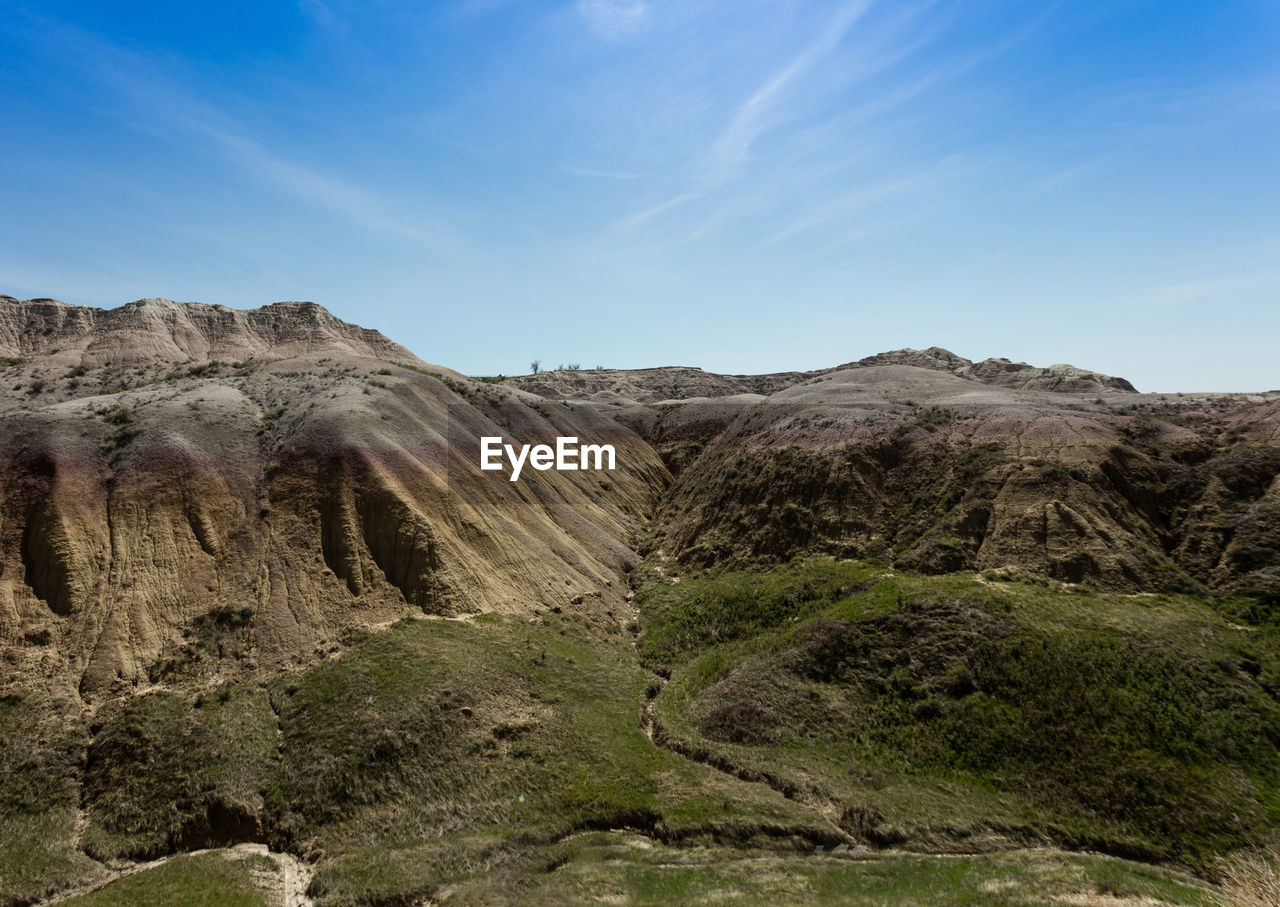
[200,605,255,629]
[700,700,775,745]
[943,662,978,697]
[259,406,287,432]
[914,407,952,429]
[790,617,861,681]
[101,425,140,453]
[838,800,883,837]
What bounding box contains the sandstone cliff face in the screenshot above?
[0,298,668,700]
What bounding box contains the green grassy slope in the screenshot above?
[0,691,103,904]
[61,849,278,907]
[637,558,1280,869]
[3,561,1274,904]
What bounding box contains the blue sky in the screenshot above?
[1,1,1277,391]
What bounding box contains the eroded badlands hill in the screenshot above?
[2,297,1278,705]
[506,345,1137,405]
[520,356,1280,601]
[0,297,667,700]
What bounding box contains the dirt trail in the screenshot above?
[41,843,314,906]
[626,602,851,846]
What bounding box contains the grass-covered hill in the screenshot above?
[4,556,1276,904]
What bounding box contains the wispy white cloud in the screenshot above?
[563,164,643,180]
[764,157,961,246]
[20,16,461,257]
[577,0,651,43]
[619,0,886,231]
[190,127,459,253]
[614,0,1047,246]
[708,0,874,178]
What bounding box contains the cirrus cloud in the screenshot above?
[577,0,651,42]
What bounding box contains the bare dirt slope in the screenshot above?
[0,298,668,701]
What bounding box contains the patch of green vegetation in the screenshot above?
[274,613,828,903]
[147,605,257,683]
[61,850,277,907]
[913,406,953,430]
[386,360,441,378]
[1212,445,1280,498]
[635,559,887,665]
[0,355,27,367]
[103,405,133,425]
[73,611,830,904]
[0,693,100,905]
[82,686,278,860]
[258,406,287,433]
[639,558,1280,868]
[442,833,1221,906]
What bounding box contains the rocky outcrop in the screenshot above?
[0,296,440,371]
[958,357,1138,393]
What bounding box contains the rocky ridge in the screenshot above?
[506,345,1137,405]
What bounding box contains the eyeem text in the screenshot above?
[480,436,616,482]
